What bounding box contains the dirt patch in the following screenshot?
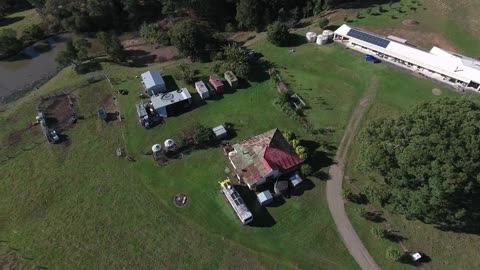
[227,31,256,43]
[432,88,442,96]
[6,124,42,146]
[38,94,76,131]
[363,26,459,52]
[402,19,419,26]
[125,41,179,65]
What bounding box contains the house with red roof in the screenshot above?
[225,129,304,190]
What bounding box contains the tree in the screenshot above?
[55,40,78,67]
[267,21,290,46]
[236,0,260,30]
[301,163,313,176]
[223,43,250,78]
[21,24,45,43]
[318,18,329,29]
[386,247,402,261]
[73,38,91,61]
[97,32,125,63]
[182,123,215,148]
[169,20,208,59]
[360,98,480,229]
[0,28,22,58]
[139,22,169,45]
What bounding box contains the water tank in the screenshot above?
[164,139,176,151]
[152,144,162,155]
[322,30,334,40]
[316,34,328,45]
[306,32,317,43]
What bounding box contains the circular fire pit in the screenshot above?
[173,193,188,208]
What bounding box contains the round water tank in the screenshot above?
[322,30,334,40]
[164,139,175,149]
[316,34,328,45]
[152,144,162,153]
[306,32,317,43]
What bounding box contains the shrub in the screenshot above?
[291,139,300,149]
[300,164,313,176]
[0,29,22,58]
[342,189,354,201]
[22,24,45,43]
[371,227,385,238]
[282,130,296,142]
[175,61,196,83]
[267,21,290,46]
[356,207,368,219]
[386,247,402,261]
[318,18,329,29]
[295,145,308,160]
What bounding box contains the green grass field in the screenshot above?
[1,40,373,268]
[0,9,42,37]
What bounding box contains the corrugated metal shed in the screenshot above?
[141,70,166,94]
[256,190,274,206]
[195,81,209,99]
[212,125,227,139]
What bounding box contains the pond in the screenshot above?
[0,34,70,100]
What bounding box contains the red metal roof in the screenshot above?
[263,146,303,171]
[228,129,303,187]
[209,75,224,89]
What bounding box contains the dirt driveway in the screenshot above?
[326,77,380,270]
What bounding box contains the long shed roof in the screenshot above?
[334,24,480,84]
[141,70,165,90]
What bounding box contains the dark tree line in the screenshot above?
[360,98,480,231]
[27,0,350,32]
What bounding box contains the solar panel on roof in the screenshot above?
[347,29,390,48]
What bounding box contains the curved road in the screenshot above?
[326,77,380,270]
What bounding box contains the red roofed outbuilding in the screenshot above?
[209,75,224,93]
[226,129,304,190]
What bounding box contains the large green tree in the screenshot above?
[0,28,22,58]
[267,21,290,46]
[97,31,125,63]
[222,43,249,78]
[169,20,209,59]
[360,98,480,229]
[236,0,260,30]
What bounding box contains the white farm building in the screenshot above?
[334,24,480,92]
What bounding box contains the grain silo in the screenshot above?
[322,30,334,40]
[306,32,317,43]
[316,34,329,45]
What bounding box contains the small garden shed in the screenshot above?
[224,71,238,88]
[209,75,224,93]
[257,190,274,206]
[195,81,209,100]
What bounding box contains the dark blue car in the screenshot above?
[364,54,380,63]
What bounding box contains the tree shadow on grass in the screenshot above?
[384,231,408,243]
[75,60,103,74]
[288,33,307,47]
[248,59,276,83]
[126,49,156,67]
[291,178,316,197]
